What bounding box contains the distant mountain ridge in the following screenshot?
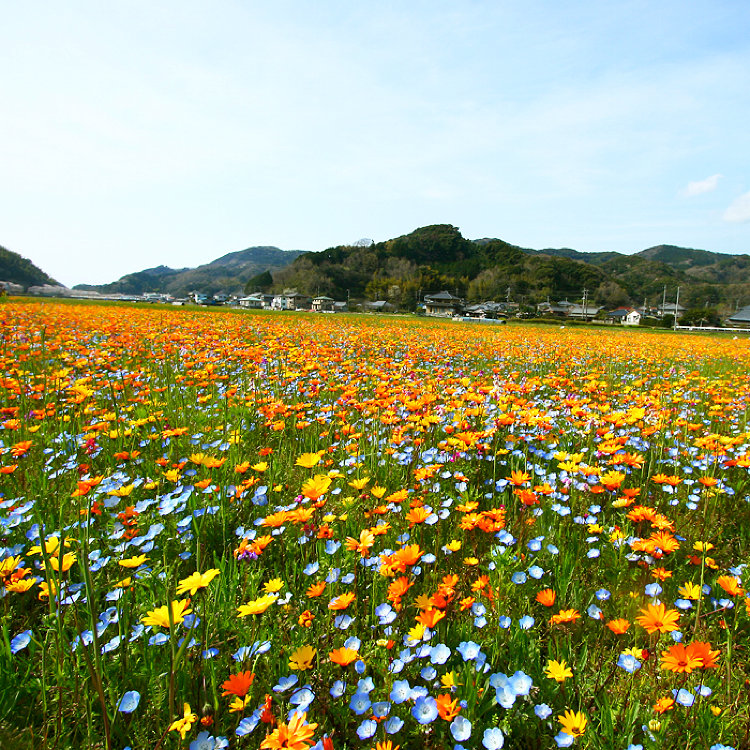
[74,246,304,297]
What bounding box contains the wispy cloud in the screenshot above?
[683,174,721,196]
[723,191,750,223]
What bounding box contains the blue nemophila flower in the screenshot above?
[518,615,535,630]
[354,718,377,740]
[117,691,140,713]
[329,680,346,698]
[694,684,712,697]
[189,731,228,750]
[587,604,603,620]
[535,703,552,719]
[303,561,319,576]
[451,715,472,741]
[349,692,371,715]
[412,695,438,724]
[421,666,437,681]
[499,616,511,629]
[528,565,544,579]
[385,715,404,734]
[372,701,391,717]
[482,726,505,749]
[356,677,375,694]
[617,653,641,673]
[554,731,575,747]
[674,688,695,707]
[290,687,315,713]
[457,641,480,661]
[645,583,662,597]
[10,630,32,654]
[511,572,527,585]
[235,711,261,736]
[273,675,298,692]
[430,643,451,664]
[508,671,532,696]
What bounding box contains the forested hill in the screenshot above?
[0,245,58,288]
[270,224,750,311]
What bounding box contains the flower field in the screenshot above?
[2,299,750,750]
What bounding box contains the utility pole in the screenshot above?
[506,286,511,304]
[674,286,680,330]
[582,288,589,321]
[662,285,667,315]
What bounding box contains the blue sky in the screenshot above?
[2,0,749,286]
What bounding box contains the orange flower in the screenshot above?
[659,643,703,674]
[535,588,556,607]
[550,608,580,625]
[329,647,359,666]
[306,581,326,598]
[416,608,446,628]
[653,696,675,714]
[328,592,356,610]
[298,610,314,627]
[635,602,680,634]
[345,529,375,557]
[717,575,744,597]
[605,618,630,634]
[435,693,461,721]
[222,671,255,697]
[507,469,531,486]
[689,641,720,669]
[260,711,318,750]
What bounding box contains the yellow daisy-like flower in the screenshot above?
[295,452,323,468]
[237,593,277,617]
[142,599,192,629]
[677,581,702,600]
[348,477,370,490]
[176,568,220,596]
[558,709,587,738]
[289,645,317,671]
[118,554,148,568]
[544,659,573,683]
[169,703,197,739]
[445,539,462,552]
[263,578,285,594]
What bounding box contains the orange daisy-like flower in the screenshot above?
[222,670,255,697]
[328,592,356,610]
[605,618,630,634]
[688,641,720,669]
[660,643,704,674]
[260,711,318,750]
[507,469,531,486]
[435,693,461,721]
[717,575,744,597]
[653,696,675,714]
[329,647,359,666]
[535,588,556,607]
[306,581,326,598]
[635,602,680,634]
[416,608,446,628]
[550,608,580,626]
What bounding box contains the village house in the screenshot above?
[423,291,463,317]
[604,307,641,326]
[311,296,335,312]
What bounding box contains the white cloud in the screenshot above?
[683,174,721,196]
[723,191,750,223]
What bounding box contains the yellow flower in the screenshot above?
[228,695,250,713]
[371,485,387,499]
[677,581,702,600]
[445,540,462,552]
[558,709,587,738]
[440,670,461,691]
[169,703,197,739]
[289,645,317,671]
[118,554,148,568]
[164,469,181,482]
[237,593,277,617]
[295,452,323,468]
[693,541,714,552]
[142,599,192,629]
[348,477,370,490]
[44,552,77,573]
[176,569,220,596]
[251,461,269,472]
[407,623,427,642]
[263,578,285,594]
[544,659,573,683]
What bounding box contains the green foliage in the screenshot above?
[0,246,57,288]
[244,270,274,294]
